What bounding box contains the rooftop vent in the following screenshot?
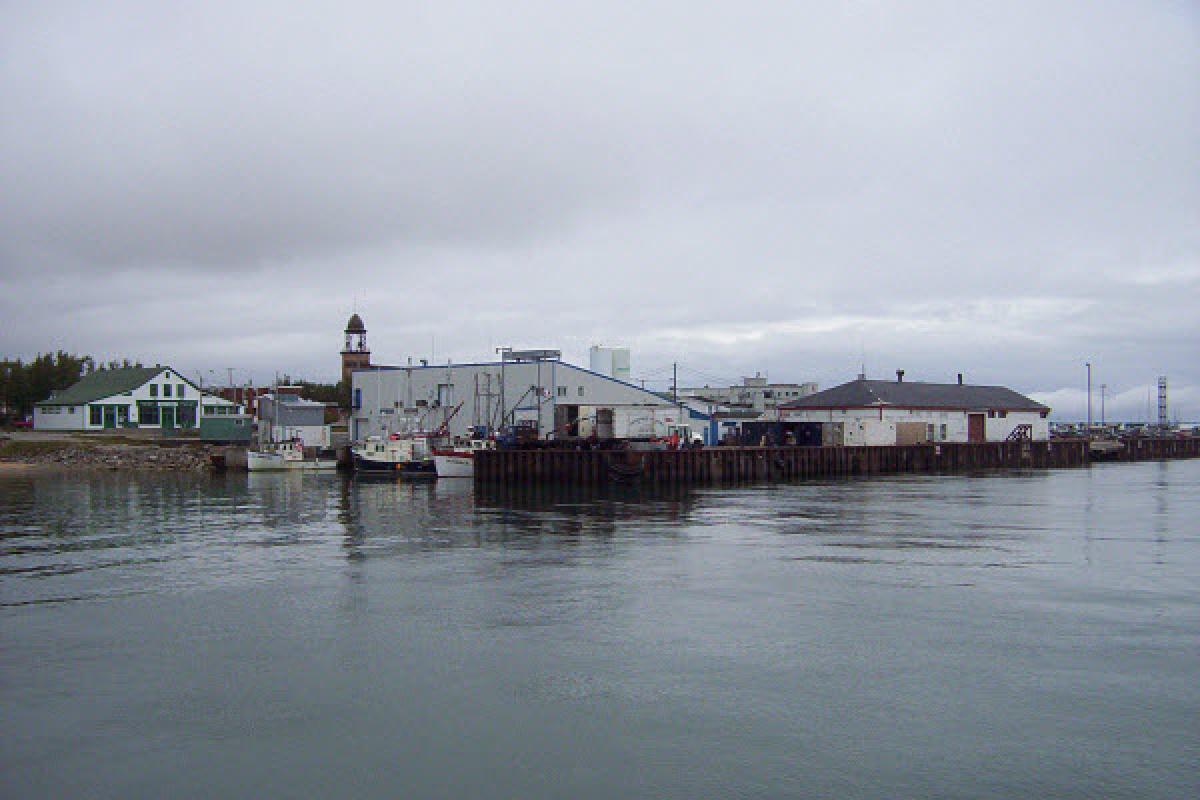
[957,373,963,385]
[896,369,905,383]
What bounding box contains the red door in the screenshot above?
[968,414,986,442]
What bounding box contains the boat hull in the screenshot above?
[434,453,473,478]
[353,454,436,477]
[247,452,337,471]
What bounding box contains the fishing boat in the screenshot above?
[352,433,439,477]
[247,438,337,471]
[432,437,494,478]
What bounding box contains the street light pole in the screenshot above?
[1085,362,1092,430]
[1100,384,1106,427]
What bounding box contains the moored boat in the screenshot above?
[247,439,337,471]
[352,433,439,477]
[432,438,494,478]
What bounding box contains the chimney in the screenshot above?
[896,369,905,383]
[957,373,963,385]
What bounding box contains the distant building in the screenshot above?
[34,366,239,431]
[676,373,819,415]
[780,372,1050,445]
[257,392,331,449]
[589,346,631,382]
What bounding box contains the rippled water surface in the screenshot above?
[2,462,1198,798]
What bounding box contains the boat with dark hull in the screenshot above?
[351,434,438,477]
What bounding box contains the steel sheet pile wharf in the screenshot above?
[475,440,1107,487]
[1100,436,1200,462]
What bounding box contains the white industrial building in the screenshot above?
[588,346,631,383]
[34,366,240,431]
[676,373,819,415]
[350,349,684,442]
[780,373,1050,445]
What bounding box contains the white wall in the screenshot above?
[351,361,673,442]
[840,418,897,446]
[35,368,239,430]
[588,346,631,382]
[33,405,85,430]
[268,424,330,448]
[782,406,1048,442]
[574,406,688,439]
[984,411,1049,441]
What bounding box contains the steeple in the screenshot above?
[340,312,371,386]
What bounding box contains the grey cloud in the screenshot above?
[1,1,1197,418]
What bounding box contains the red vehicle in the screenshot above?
[10,417,33,429]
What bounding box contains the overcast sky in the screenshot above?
[2,1,1197,421]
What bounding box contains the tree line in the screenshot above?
[1,353,146,419]
[1,354,351,422]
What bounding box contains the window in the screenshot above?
[940,424,948,440]
[927,424,936,441]
[89,406,103,426]
[987,410,995,418]
[177,384,185,397]
[68,407,76,414]
[557,386,567,397]
[353,389,362,410]
[150,384,158,397]
[998,411,1007,418]
[164,384,172,398]
[178,404,196,428]
[138,402,160,425]
[578,386,585,397]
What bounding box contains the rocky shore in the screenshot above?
[0,437,219,472]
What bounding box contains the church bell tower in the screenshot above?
[340,312,371,387]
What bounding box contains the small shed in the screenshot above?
[200,414,254,443]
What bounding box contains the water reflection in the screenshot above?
[2,461,1198,608]
[3,461,1198,800]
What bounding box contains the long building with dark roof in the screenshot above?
[779,372,1050,444]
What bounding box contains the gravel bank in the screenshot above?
[0,438,218,471]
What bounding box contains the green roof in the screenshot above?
[37,366,164,406]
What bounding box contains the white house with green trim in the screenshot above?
[33,366,240,431]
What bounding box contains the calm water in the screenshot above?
[2,462,1197,798]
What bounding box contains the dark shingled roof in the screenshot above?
[37,366,163,406]
[780,378,1049,412]
[345,313,366,333]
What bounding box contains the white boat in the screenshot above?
[247,439,337,471]
[352,433,439,476]
[432,438,494,478]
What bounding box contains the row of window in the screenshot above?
[202,405,238,415]
[149,383,187,398]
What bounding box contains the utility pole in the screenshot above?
[1085,362,1092,430]
[1100,384,1106,427]
[672,362,678,404]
